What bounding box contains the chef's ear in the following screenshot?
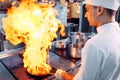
[97,6,104,16]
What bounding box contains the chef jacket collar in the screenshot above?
[97,21,119,34]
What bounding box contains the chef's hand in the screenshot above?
[55,69,74,80]
[55,69,65,80]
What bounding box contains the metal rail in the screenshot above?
[0,47,24,59]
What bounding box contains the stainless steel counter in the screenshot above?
[0,60,16,80]
[0,47,80,80]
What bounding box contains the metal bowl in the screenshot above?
[54,40,67,49]
[67,43,83,58]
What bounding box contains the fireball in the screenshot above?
[2,0,65,76]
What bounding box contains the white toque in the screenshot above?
[85,0,120,11]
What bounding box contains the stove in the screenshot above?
[0,50,78,80]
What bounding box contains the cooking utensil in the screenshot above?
[49,72,55,74]
[67,42,83,58]
[46,61,81,80]
[53,38,69,49]
[68,32,81,44]
[66,60,81,73]
[54,40,66,49]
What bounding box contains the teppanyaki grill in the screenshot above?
[0,50,77,80]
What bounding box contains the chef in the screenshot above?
[55,0,120,80]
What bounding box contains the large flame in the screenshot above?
[2,0,65,76]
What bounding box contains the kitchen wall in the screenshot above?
[0,11,6,31]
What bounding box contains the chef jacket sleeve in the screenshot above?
[73,41,103,80]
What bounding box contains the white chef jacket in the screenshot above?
[74,22,120,80]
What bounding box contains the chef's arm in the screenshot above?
[62,71,74,80]
[55,69,74,80]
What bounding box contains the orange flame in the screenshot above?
[2,0,65,76]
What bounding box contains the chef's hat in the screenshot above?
[85,0,120,11]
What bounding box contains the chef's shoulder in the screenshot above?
[84,34,104,49]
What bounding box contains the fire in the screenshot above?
[2,0,65,76]
[0,0,4,2]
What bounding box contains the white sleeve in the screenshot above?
[74,42,103,80]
